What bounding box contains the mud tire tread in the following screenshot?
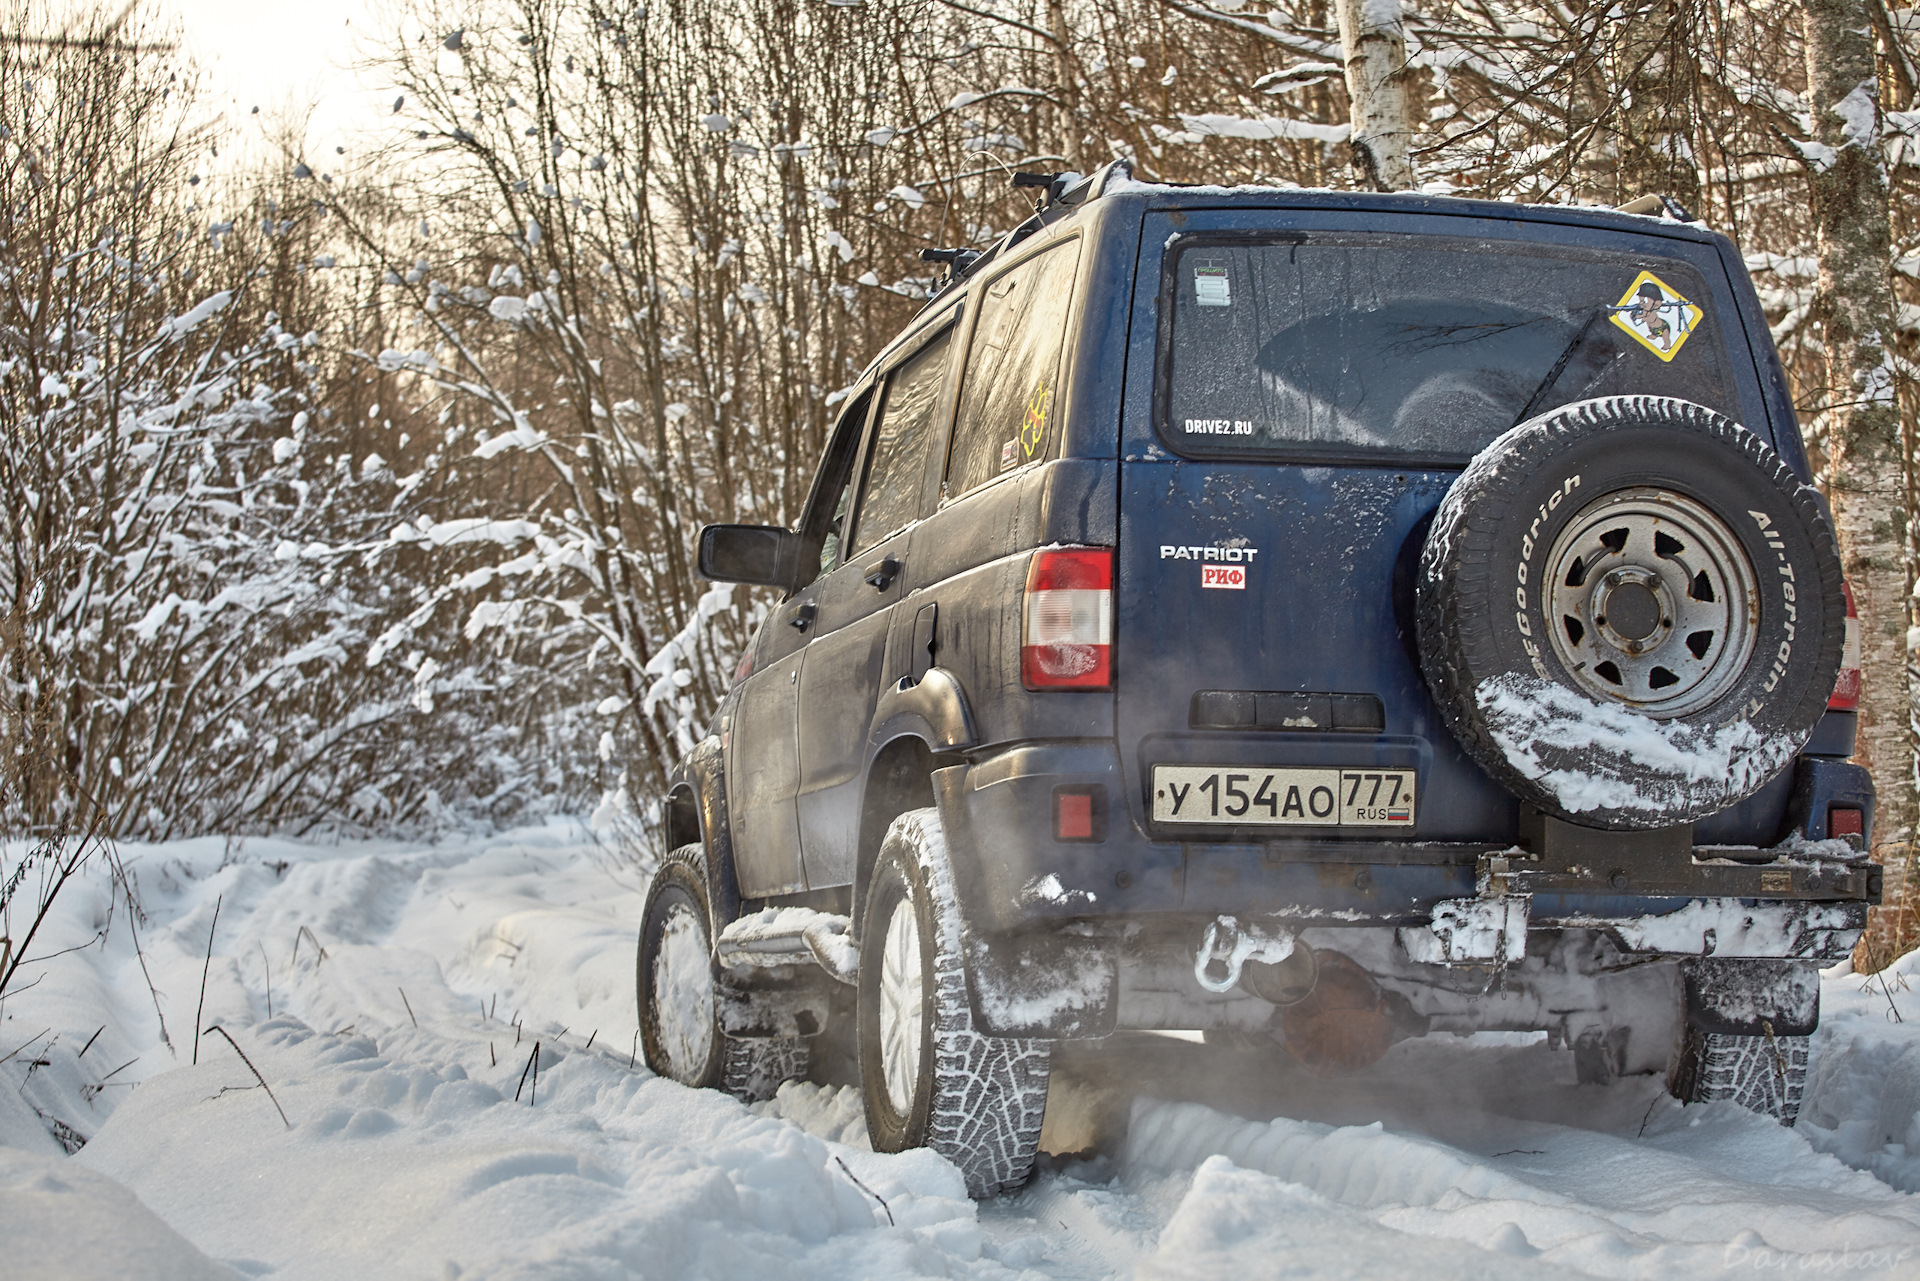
[638,843,808,1103]
[860,809,1050,1198]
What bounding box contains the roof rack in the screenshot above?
[918,158,1134,305]
[1615,192,1698,223]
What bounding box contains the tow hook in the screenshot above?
[1397,853,1532,967]
[1193,914,1296,993]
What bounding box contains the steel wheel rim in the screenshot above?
[878,895,925,1115]
[652,900,715,1080]
[1543,486,1758,717]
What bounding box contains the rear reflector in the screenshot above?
[1023,547,1113,689]
[1830,580,1860,711]
[1829,806,1864,838]
[1053,786,1106,842]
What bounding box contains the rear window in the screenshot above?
[1161,234,1736,463]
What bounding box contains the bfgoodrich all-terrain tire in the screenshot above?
[1417,396,1845,830]
[858,809,1050,1198]
[637,844,808,1103]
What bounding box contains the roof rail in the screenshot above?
[917,158,1135,307]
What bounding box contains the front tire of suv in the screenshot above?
[637,844,809,1102]
[857,808,1051,1198]
[1417,395,1846,830]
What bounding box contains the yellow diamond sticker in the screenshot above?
[1608,270,1702,363]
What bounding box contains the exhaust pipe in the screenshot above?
[1191,914,1408,1075]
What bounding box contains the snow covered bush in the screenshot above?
[0,3,543,841]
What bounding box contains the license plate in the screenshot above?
[1151,766,1416,827]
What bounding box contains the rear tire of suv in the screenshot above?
[637,844,809,1103]
[1669,1026,1809,1125]
[1417,396,1845,830]
[857,808,1051,1198]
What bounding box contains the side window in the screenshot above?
[850,329,952,554]
[946,239,1080,499]
[803,391,873,585]
[816,481,853,581]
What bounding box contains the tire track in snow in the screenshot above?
[11,826,1920,1280]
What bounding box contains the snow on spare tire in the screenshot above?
[1416,396,1845,830]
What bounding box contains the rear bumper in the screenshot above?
[939,743,1879,930]
[940,742,1876,1039]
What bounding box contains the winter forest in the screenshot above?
[2,0,1918,962]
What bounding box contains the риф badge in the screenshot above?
[1161,543,1257,589]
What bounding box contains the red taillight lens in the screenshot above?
[1830,580,1861,711]
[1829,806,1864,838]
[1023,546,1113,689]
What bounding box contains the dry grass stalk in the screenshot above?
[203,1025,290,1129]
[192,895,222,1066]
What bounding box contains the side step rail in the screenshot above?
[716,907,858,984]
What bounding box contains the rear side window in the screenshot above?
[851,329,951,554]
[1161,235,1735,462]
[947,239,1081,498]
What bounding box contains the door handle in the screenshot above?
[789,603,817,631]
[863,556,901,591]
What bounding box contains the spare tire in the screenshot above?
[1416,396,1844,830]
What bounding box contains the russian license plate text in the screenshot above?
[1151,766,1416,827]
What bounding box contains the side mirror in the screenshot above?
[698,524,803,589]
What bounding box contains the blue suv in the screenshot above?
[638,164,1880,1197]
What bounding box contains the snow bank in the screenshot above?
[1803,952,1920,1193]
[1127,1083,1920,1277]
[0,1145,237,1280]
[1140,1155,1549,1280]
[76,1018,983,1280]
[6,824,1920,1278]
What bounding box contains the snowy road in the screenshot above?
[6,824,1920,1279]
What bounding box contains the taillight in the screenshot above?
[1830,580,1860,711]
[1023,546,1112,689]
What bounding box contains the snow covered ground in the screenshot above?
[5,823,1920,1279]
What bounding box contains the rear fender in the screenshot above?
[870,666,978,752]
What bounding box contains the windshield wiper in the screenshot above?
[1513,306,1604,427]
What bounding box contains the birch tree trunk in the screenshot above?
[1802,0,1913,965]
[1334,0,1415,191]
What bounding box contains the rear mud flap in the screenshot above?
[1682,957,1819,1037]
[964,931,1119,1039]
